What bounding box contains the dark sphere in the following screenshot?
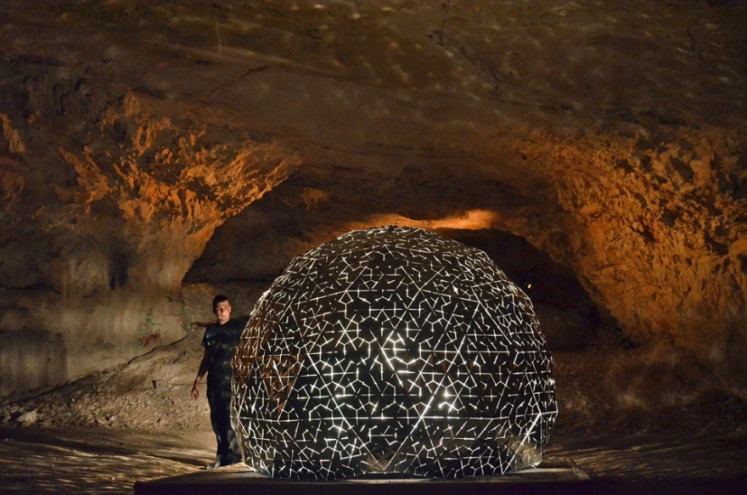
[232,226,557,479]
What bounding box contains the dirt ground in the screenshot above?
[0,425,745,494]
[1,325,745,494]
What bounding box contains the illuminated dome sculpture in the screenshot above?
[232,226,557,479]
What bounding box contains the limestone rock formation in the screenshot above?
[0,0,745,396]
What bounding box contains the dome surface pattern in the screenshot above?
[233,226,557,479]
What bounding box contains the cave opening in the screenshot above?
[186,214,618,354]
[436,227,615,351]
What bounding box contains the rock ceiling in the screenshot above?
[0,0,745,393]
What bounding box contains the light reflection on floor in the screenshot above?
[548,436,747,480]
[0,428,745,494]
[0,428,213,494]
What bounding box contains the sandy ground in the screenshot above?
[0,426,745,494]
[1,298,745,493]
[0,427,213,494]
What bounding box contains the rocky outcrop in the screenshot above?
[0,2,301,391]
[545,129,746,380]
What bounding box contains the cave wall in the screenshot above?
[0,1,301,388]
[1,0,745,394]
[0,330,66,396]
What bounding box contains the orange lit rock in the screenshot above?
[0,0,745,394]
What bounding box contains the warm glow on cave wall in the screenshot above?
[0,0,744,397]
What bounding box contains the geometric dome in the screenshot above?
[232,226,557,479]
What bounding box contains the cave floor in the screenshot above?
[0,427,745,494]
